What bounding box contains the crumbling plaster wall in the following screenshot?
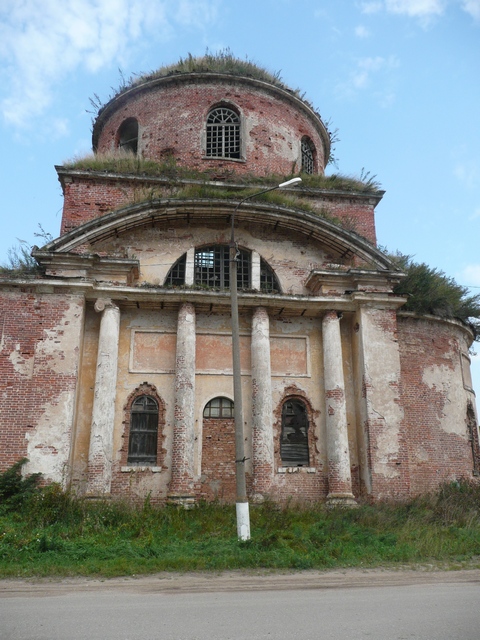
[0,291,85,485]
[397,314,477,493]
[92,222,335,294]
[94,78,327,176]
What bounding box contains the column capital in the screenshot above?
[94,298,118,313]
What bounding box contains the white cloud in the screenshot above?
[384,0,447,17]
[355,25,371,37]
[0,0,220,127]
[461,0,480,20]
[335,55,400,101]
[454,161,480,189]
[361,0,480,22]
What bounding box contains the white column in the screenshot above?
[185,248,195,286]
[322,310,356,506]
[168,302,196,506]
[251,307,274,501]
[251,251,261,291]
[87,299,120,495]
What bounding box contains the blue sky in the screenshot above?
[1,0,479,392]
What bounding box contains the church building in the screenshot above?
[1,57,478,505]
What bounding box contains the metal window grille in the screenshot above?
[203,397,234,418]
[206,108,240,159]
[260,258,281,293]
[127,395,158,465]
[301,138,315,174]
[194,245,250,290]
[118,118,139,155]
[165,254,186,286]
[280,399,309,466]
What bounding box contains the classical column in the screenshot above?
[251,307,274,501]
[322,310,356,506]
[87,299,120,496]
[168,302,196,506]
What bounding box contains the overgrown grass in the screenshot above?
[1,467,479,578]
[389,251,480,339]
[62,152,381,194]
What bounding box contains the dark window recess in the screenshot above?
[280,399,309,466]
[194,245,250,290]
[165,254,186,286]
[260,258,281,293]
[206,108,240,159]
[127,395,158,465]
[118,118,139,154]
[203,397,234,418]
[301,137,315,174]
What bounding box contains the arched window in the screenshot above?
[203,397,234,418]
[301,137,315,174]
[206,107,241,159]
[127,395,158,464]
[117,118,139,154]
[194,245,249,290]
[165,254,186,286]
[280,399,309,466]
[164,247,280,293]
[260,258,281,293]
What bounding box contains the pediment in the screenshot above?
[39,198,399,272]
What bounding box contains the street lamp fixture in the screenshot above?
[230,177,302,540]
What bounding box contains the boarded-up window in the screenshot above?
[280,399,309,466]
[127,395,158,464]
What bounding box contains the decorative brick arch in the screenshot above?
[120,382,166,468]
[273,386,319,470]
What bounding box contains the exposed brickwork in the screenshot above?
[398,315,476,494]
[0,291,83,476]
[94,75,328,177]
[198,416,237,502]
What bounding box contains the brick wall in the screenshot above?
[0,290,84,482]
[398,314,476,494]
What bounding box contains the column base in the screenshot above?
[326,493,358,508]
[167,494,196,509]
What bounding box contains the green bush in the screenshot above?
[0,459,41,510]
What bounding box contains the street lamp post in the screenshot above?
[230,177,302,540]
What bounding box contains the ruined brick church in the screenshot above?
[1,58,478,505]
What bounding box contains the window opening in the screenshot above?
[203,397,234,418]
[127,395,158,464]
[301,137,315,174]
[165,254,186,286]
[194,245,250,290]
[206,107,240,159]
[280,399,309,466]
[118,118,139,154]
[260,258,281,293]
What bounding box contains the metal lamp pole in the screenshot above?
[230,177,302,540]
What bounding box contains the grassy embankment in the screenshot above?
[1,461,479,578]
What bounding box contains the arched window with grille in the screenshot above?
[165,254,186,286]
[203,397,234,418]
[301,137,315,174]
[206,107,241,159]
[117,118,139,154]
[280,399,309,466]
[127,395,159,464]
[194,245,250,290]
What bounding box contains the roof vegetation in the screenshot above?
[388,252,480,340]
[62,152,382,194]
[93,49,320,119]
